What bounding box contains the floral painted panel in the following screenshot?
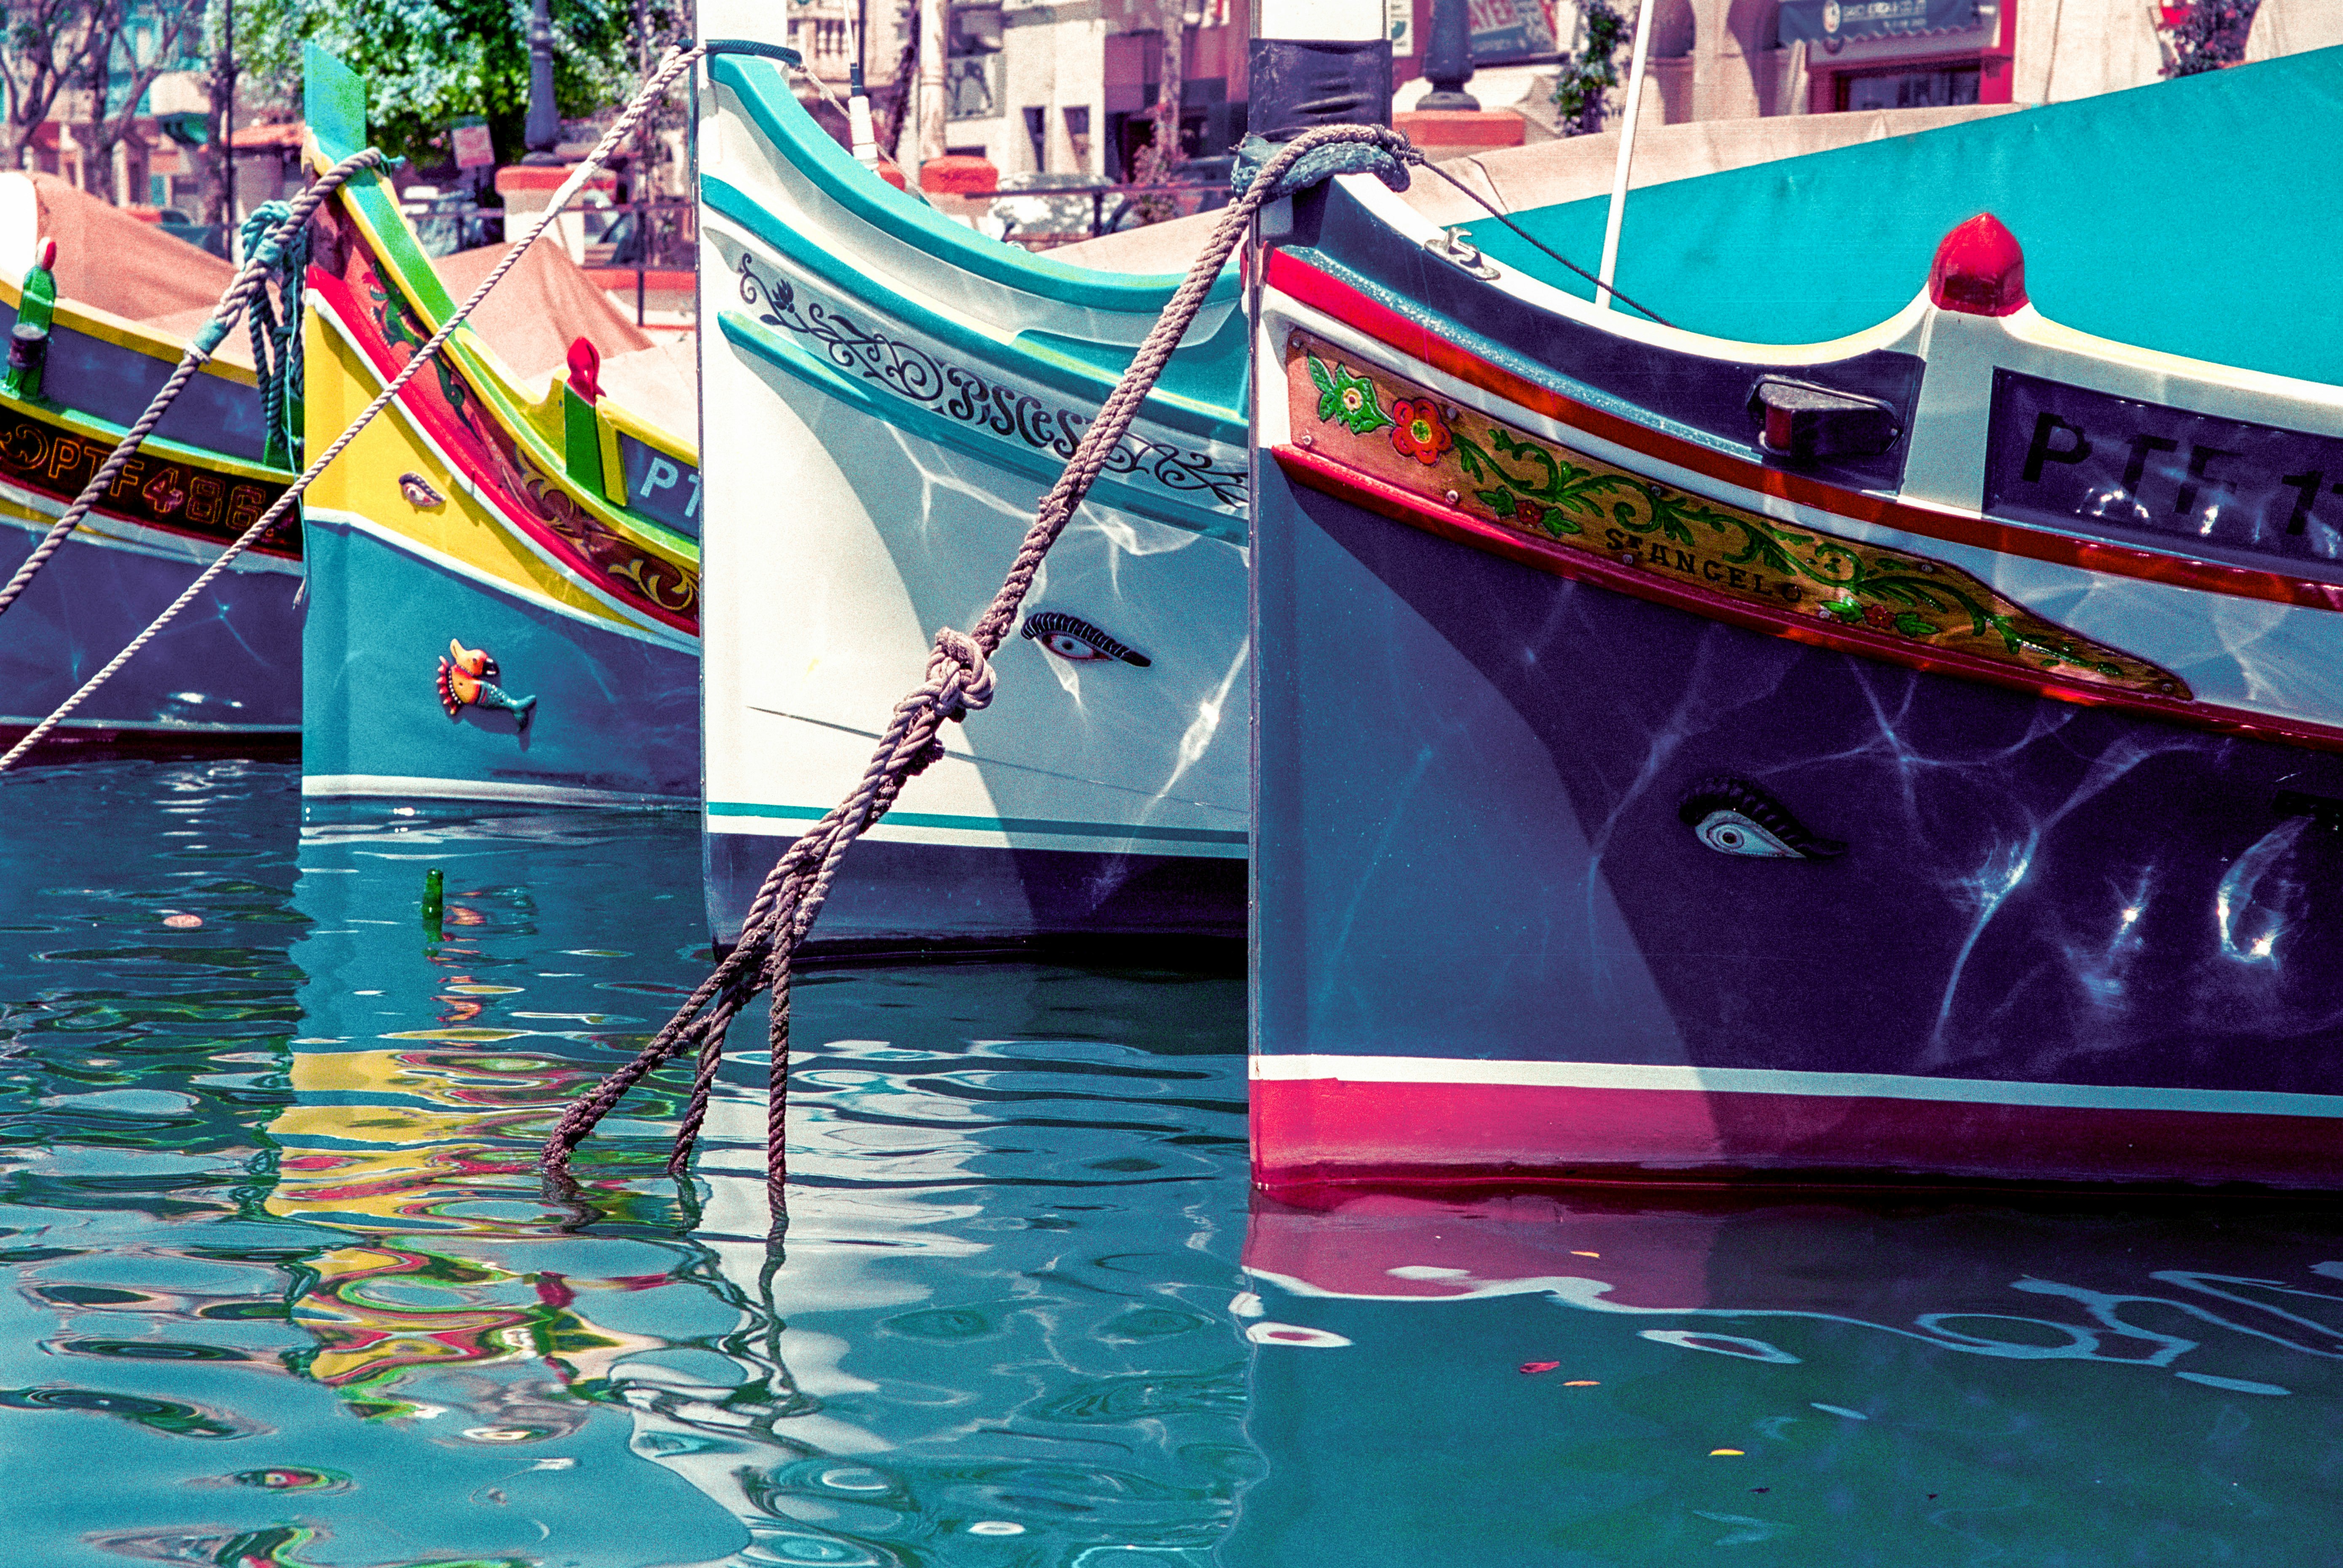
[1283,331,2190,701]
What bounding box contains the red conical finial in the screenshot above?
[1929,213,2027,317]
[33,236,55,272]
[566,336,602,402]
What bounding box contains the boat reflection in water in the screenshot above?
[266,809,754,1562]
[271,809,1252,1563]
[1227,1186,2343,1563]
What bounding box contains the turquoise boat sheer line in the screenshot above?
[716,310,1248,542]
[711,54,1240,314]
[1481,46,2343,382]
[704,176,1247,445]
[704,797,1248,844]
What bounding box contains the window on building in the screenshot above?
[1023,107,1047,170]
[947,4,1003,122]
[1063,106,1092,171]
[1836,64,1982,112]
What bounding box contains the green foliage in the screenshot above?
[1551,0,1628,136]
[2158,1,2260,77]
[235,0,646,168]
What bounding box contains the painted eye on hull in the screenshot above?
[1020,611,1151,668]
[1042,632,1112,661]
[1689,809,1801,858]
[1677,776,1846,861]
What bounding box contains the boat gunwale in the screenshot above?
[1268,247,2343,616]
[708,51,1233,317]
[304,188,703,568]
[307,158,701,547]
[0,268,264,390]
[700,175,1248,449]
[306,278,699,639]
[1333,169,2343,416]
[715,305,1249,544]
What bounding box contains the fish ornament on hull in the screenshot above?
[436,639,537,729]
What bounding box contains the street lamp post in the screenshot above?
[1417,0,1479,110]
[524,0,561,161]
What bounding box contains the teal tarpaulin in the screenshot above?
[1474,47,2343,386]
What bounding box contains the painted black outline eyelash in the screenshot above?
[1019,611,1152,668]
[1676,775,1847,859]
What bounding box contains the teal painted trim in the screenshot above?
[718,308,1248,544]
[708,799,1248,845]
[711,54,1235,317]
[704,175,1245,446]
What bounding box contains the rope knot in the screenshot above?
[926,627,995,721]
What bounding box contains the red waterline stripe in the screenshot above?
[1264,248,2343,615]
[306,268,697,636]
[1250,1077,2343,1192]
[1274,441,2343,755]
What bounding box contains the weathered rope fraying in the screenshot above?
[0,43,711,774]
[539,121,1422,1192]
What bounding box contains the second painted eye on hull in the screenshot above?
[1678,776,1846,860]
[1020,611,1151,667]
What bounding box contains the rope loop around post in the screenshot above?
[539,119,1421,1195]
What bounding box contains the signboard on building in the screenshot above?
[1468,0,1556,63]
[1778,0,1987,47]
[451,117,495,169]
[1386,0,1414,55]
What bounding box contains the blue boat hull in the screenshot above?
[703,827,1246,955]
[0,523,301,736]
[1253,464,2343,1189]
[299,520,697,805]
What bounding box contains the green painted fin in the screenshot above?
[303,45,368,165]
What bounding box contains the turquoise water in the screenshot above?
[6,759,2343,1565]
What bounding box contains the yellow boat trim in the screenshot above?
[303,311,653,633]
[307,137,697,561]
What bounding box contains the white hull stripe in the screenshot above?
[301,774,692,808]
[1249,1054,2343,1120]
[706,799,1246,847]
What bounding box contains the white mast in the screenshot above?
[1594,0,1659,312]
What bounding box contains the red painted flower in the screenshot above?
[1390,398,1454,465]
[1514,498,1548,529]
[1862,602,1898,631]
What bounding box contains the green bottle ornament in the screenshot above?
[5,236,58,403]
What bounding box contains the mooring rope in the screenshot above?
[0,43,717,772]
[0,150,381,625]
[540,121,1421,1191]
[239,200,311,469]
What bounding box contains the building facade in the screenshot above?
[916,0,2337,185]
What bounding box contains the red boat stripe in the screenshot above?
[1264,248,2343,614]
[1251,1075,2343,1190]
[1250,1054,2343,1118]
[1273,440,2343,755]
[305,271,697,636]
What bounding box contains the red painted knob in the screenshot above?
[1928,212,2027,317]
[566,336,603,401]
[34,236,55,272]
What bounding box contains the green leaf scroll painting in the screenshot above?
[1284,334,2190,701]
